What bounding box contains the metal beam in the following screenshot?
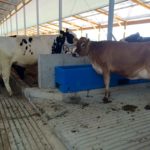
[131,0,150,10]
[46,22,65,30]
[96,8,126,22]
[0,0,32,26]
[63,20,81,29]
[73,15,99,26]
[72,18,150,31]
[0,11,7,15]
[40,25,57,31]
[0,0,17,6]
[38,28,49,33]
[0,7,10,12]
[40,27,51,31]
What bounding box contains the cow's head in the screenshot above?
[72,37,90,57]
[52,28,76,54]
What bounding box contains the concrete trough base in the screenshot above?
[23,87,103,102]
[22,82,150,103]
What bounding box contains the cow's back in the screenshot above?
[89,41,150,77]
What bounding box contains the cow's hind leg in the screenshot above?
[2,61,12,96]
[103,70,112,103]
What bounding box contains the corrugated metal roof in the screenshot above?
[24,0,150,35]
[0,0,150,36]
[0,0,21,21]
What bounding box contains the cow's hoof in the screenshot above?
[102,97,112,104]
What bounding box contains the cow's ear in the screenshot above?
[81,40,88,48]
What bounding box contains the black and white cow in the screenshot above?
[1,29,76,95]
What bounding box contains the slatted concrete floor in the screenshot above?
[32,83,150,150]
[0,91,54,150]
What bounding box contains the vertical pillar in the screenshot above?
[107,0,115,41]
[0,24,2,36]
[86,33,88,38]
[3,22,5,36]
[81,28,83,37]
[98,26,101,41]
[36,0,39,35]
[23,0,26,35]
[123,21,127,38]
[59,0,62,31]
[6,20,8,36]
[15,8,18,35]
[10,15,12,35]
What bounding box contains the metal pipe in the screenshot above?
[3,22,5,36]
[10,15,12,35]
[107,0,115,41]
[6,20,8,35]
[59,0,62,31]
[36,0,39,35]
[1,25,2,36]
[98,27,101,41]
[23,0,26,35]
[15,8,18,35]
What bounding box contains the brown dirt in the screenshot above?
[81,102,89,109]
[144,105,150,110]
[23,64,38,86]
[122,104,138,112]
[12,64,38,87]
[68,96,81,104]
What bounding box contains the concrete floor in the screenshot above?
[27,83,150,150]
[1,77,150,150]
[0,88,66,150]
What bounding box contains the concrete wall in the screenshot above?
[38,54,90,89]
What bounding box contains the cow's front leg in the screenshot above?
[2,62,12,96]
[103,71,112,103]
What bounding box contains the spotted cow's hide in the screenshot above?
[1,29,76,95]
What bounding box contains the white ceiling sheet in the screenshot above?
[38,0,125,24]
[1,0,125,33]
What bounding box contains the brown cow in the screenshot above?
[73,37,150,103]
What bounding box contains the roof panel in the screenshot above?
[0,0,150,35]
[64,17,76,21]
[114,1,134,10]
[69,19,92,28]
[86,14,108,24]
[115,4,150,20]
[0,0,22,22]
[141,0,150,2]
[79,11,98,17]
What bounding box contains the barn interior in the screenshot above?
[0,0,150,150]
